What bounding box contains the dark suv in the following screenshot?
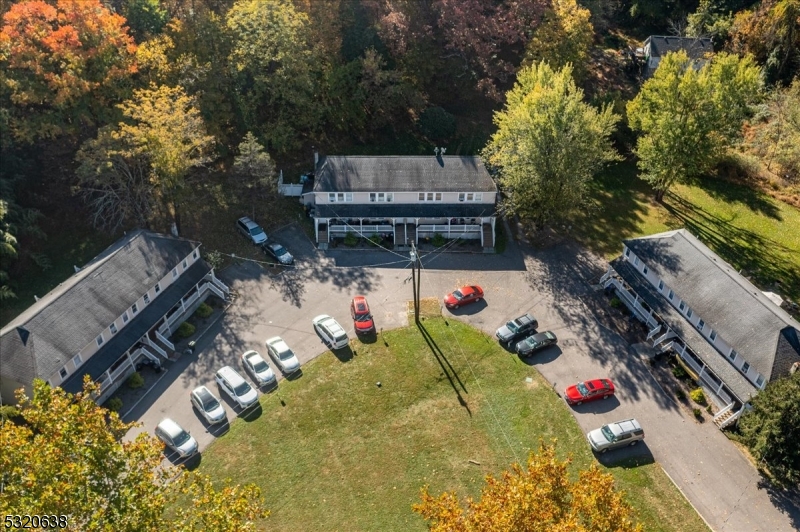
[495,313,538,346]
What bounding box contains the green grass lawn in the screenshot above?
[570,161,800,302]
[198,319,708,532]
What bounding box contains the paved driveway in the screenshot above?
[125,224,799,531]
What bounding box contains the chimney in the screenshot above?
[434,147,439,156]
[313,148,319,167]
[441,147,446,155]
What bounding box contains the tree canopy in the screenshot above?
[0,378,268,531]
[525,0,594,82]
[413,441,643,532]
[737,370,800,488]
[627,51,762,200]
[0,0,138,142]
[484,61,620,228]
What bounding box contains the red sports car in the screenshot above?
[350,295,375,335]
[443,285,484,309]
[564,378,615,406]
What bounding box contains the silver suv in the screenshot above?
[215,366,259,409]
[236,216,268,245]
[587,418,644,453]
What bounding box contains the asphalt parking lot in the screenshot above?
[124,223,799,531]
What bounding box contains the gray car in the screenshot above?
[587,418,645,453]
[496,313,538,345]
[190,385,227,425]
[262,242,294,265]
[155,418,198,458]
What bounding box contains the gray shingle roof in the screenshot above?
[313,156,497,193]
[60,259,211,394]
[610,257,758,402]
[645,36,713,59]
[623,229,800,385]
[0,230,199,385]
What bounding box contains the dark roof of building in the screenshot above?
[610,256,758,402]
[60,259,211,394]
[0,230,199,385]
[644,35,713,60]
[313,156,497,193]
[314,202,495,220]
[622,229,800,384]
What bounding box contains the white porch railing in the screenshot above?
[206,283,225,300]
[108,358,134,383]
[417,224,481,235]
[606,279,658,327]
[144,337,168,359]
[207,274,230,295]
[653,330,677,346]
[155,329,175,350]
[646,324,662,341]
[329,224,393,235]
[713,402,743,429]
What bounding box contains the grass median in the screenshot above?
[198,318,709,531]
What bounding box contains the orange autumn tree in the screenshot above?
[413,442,643,532]
[0,0,138,142]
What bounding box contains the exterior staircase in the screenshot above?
[482,223,494,251]
[405,224,416,246]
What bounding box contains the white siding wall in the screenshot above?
[49,246,202,385]
[315,191,496,206]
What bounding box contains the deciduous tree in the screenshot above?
[525,0,594,82]
[233,132,276,215]
[0,379,268,531]
[746,78,800,179]
[413,441,643,532]
[484,61,620,228]
[627,51,762,201]
[0,0,138,142]
[738,370,800,487]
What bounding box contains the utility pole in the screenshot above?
[410,242,420,323]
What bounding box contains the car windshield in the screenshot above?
[173,429,191,446]
[576,382,589,397]
[252,358,269,373]
[355,313,372,321]
[452,290,463,300]
[202,395,220,410]
[600,425,616,442]
[234,381,252,396]
[277,347,293,360]
[506,321,519,333]
[274,246,287,255]
[250,227,263,236]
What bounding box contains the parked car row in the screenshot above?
[493,311,643,454]
[156,295,378,459]
[236,216,294,265]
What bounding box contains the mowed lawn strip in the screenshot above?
[571,161,800,302]
[198,319,708,531]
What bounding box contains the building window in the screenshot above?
[96,334,104,347]
[756,375,764,387]
[679,301,685,311]
[697,319,704,331]
[369,192,392,202]
[72,354,82,368]
[122,311,129,324]
[154,283,160,294]
[182,259,188,269]
[668,289,674,300]
[132,303,139,314]
[59,367,68,380]
[143,293,150,305]
[172,267,178,279]
[328,192,352,202]
[192,250,198,260]
[625,248,630,257]
[643,265,648,275]
[110,323,118,335]
[658,280,664,291]
[729,348,737,361]
[686,308,693,319]
[709,330,717,341]
[420,192,442,202]
[634,256,639,266]
[458,192,482,202]
[741,361,750,373]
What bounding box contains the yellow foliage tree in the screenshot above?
[413,442,642,532]
[525,0,594,82]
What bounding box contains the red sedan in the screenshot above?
[443,285,484,309]
[564,378,615,406]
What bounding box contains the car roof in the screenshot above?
[192,385,214,399]
[216,365,245,384]
[609,418,641,434]
[266,336,289,349]
[514,313,535,324]
[267,242,282,250]
[586,378,612,390]
[243,350,263,361]
[352,296,370,312]
[157,418,185,437]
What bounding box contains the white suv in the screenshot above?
[215,366,259,409]
[236,216,268,245]
[155,418,198,458]
[312,315,349,350]
[587,418,644,453]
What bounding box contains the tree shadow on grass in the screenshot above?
[690,176,783,220]
[663,193,800,301]
[417,321,472,416]
[594,443,655,469]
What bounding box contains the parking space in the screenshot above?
[123,225,798,531]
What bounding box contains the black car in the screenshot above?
[515,331,558,357]
[496,313,538,345]
[261,242,294,264]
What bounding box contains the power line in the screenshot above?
[216,251,411,270]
